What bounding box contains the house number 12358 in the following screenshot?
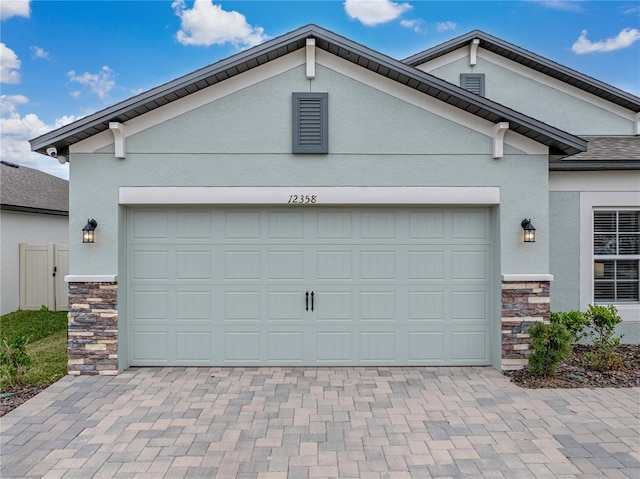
[288,195,317,204]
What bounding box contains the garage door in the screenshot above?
[127,207,492,366]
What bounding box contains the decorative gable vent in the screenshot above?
[292,92,328,154]
[460,74,485,96]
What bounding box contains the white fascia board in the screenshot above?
[502,274,554,282]
[317,51,546,155]
[478,48,637,121]
[65,275,118,283]
[71,51,306,154]
[119,186,500,205]
[550,170,640,192]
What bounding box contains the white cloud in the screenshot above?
[436,21,457,32]
[0,0,30,20]
[67,65,115,100]
[1,43,21,83]
[572,28,640,54]
[624,6,640,14]
[400,19,426,34]
[344,0,412,26]
[30,45,49,59]
[534,1,583,12]
[172,0,268,48]
[0,95,74,179]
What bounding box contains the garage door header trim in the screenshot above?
[119,186,500,205]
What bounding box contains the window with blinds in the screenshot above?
[460,74,485,96]
[292,92,328,154]
[593,210,640,303]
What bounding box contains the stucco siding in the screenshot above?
[426,54,635,136]
[0,211,69,315]
[549,191,581,313]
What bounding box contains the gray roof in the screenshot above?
[30,24,586,159]
[403,30,640,113]
[0,161,69,215]
[550,136,640,170]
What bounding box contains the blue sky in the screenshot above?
[2,0,639,179]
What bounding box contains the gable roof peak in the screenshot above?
[403,29,640,113]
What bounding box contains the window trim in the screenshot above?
[593,209,639,303]
[580,192,640,322]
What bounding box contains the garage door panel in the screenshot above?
[225,292,260,320]
[176,291,211,320]
[268,251,304,279]
[408,332,444,361]
[176,211,212,239]
[317,332,353,361]
[316,291,352,320]
[451,291,488,320]
[410,211,445,239]
[409,291,445,320]
[451,331,488,361]
[128,207,493,366]
[132,251,169,279]
[224,332,260,361]
[132,331,169,361]
[176,251,212,279]
[409,251,444,279]
[318,212,352,239]
[360,332,395,361]
[225,251,261,279]
[176,332,211,361]
[317,251,352,279]
[268,332,304,361]
[268,292,304,320]
[452,251,488,280]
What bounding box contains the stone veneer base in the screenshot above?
[501,281,551,371]
[68,282,118,375]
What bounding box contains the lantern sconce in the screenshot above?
[82,219,98,243]
[521,218,536,243]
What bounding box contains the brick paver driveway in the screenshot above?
[1,367,638,478]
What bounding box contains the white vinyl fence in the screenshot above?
[19,243,69,311]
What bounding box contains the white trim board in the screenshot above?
[502,274,554,282]
[119,186,500,205]
[65,275,118,283]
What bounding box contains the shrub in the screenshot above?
[527,322,572,377]
[550,310,588,343]
[0,336,32,388]
[582,304,623,371]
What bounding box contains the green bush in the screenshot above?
[550,310,588,343]
[0,336,32,388]
[582,304,623,371]
[528,322,572,377]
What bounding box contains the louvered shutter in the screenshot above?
[293,93,328,153]
[460,74,485,96]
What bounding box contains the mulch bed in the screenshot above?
[506,344,640,389]
[2,345,639,417]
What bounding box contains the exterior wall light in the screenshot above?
[82,219,98,243]
[521,218,536,243]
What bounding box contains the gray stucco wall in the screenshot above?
[427,56,635,136]
[549,191,581,312]
[69,62,551,281]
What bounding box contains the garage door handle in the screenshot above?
[311,291,315,312]
[305,291,309,311]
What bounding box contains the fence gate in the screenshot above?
[19,244,69,311]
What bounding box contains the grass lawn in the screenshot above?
[1,309,68,391]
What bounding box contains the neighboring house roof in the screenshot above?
[550,136,640,170]
[0,161,69,216]
[30,24,586,159]
[402,30,640,114]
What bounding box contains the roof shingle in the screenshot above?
[0,161,69,215]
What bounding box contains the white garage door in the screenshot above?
[127,207,492,366]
